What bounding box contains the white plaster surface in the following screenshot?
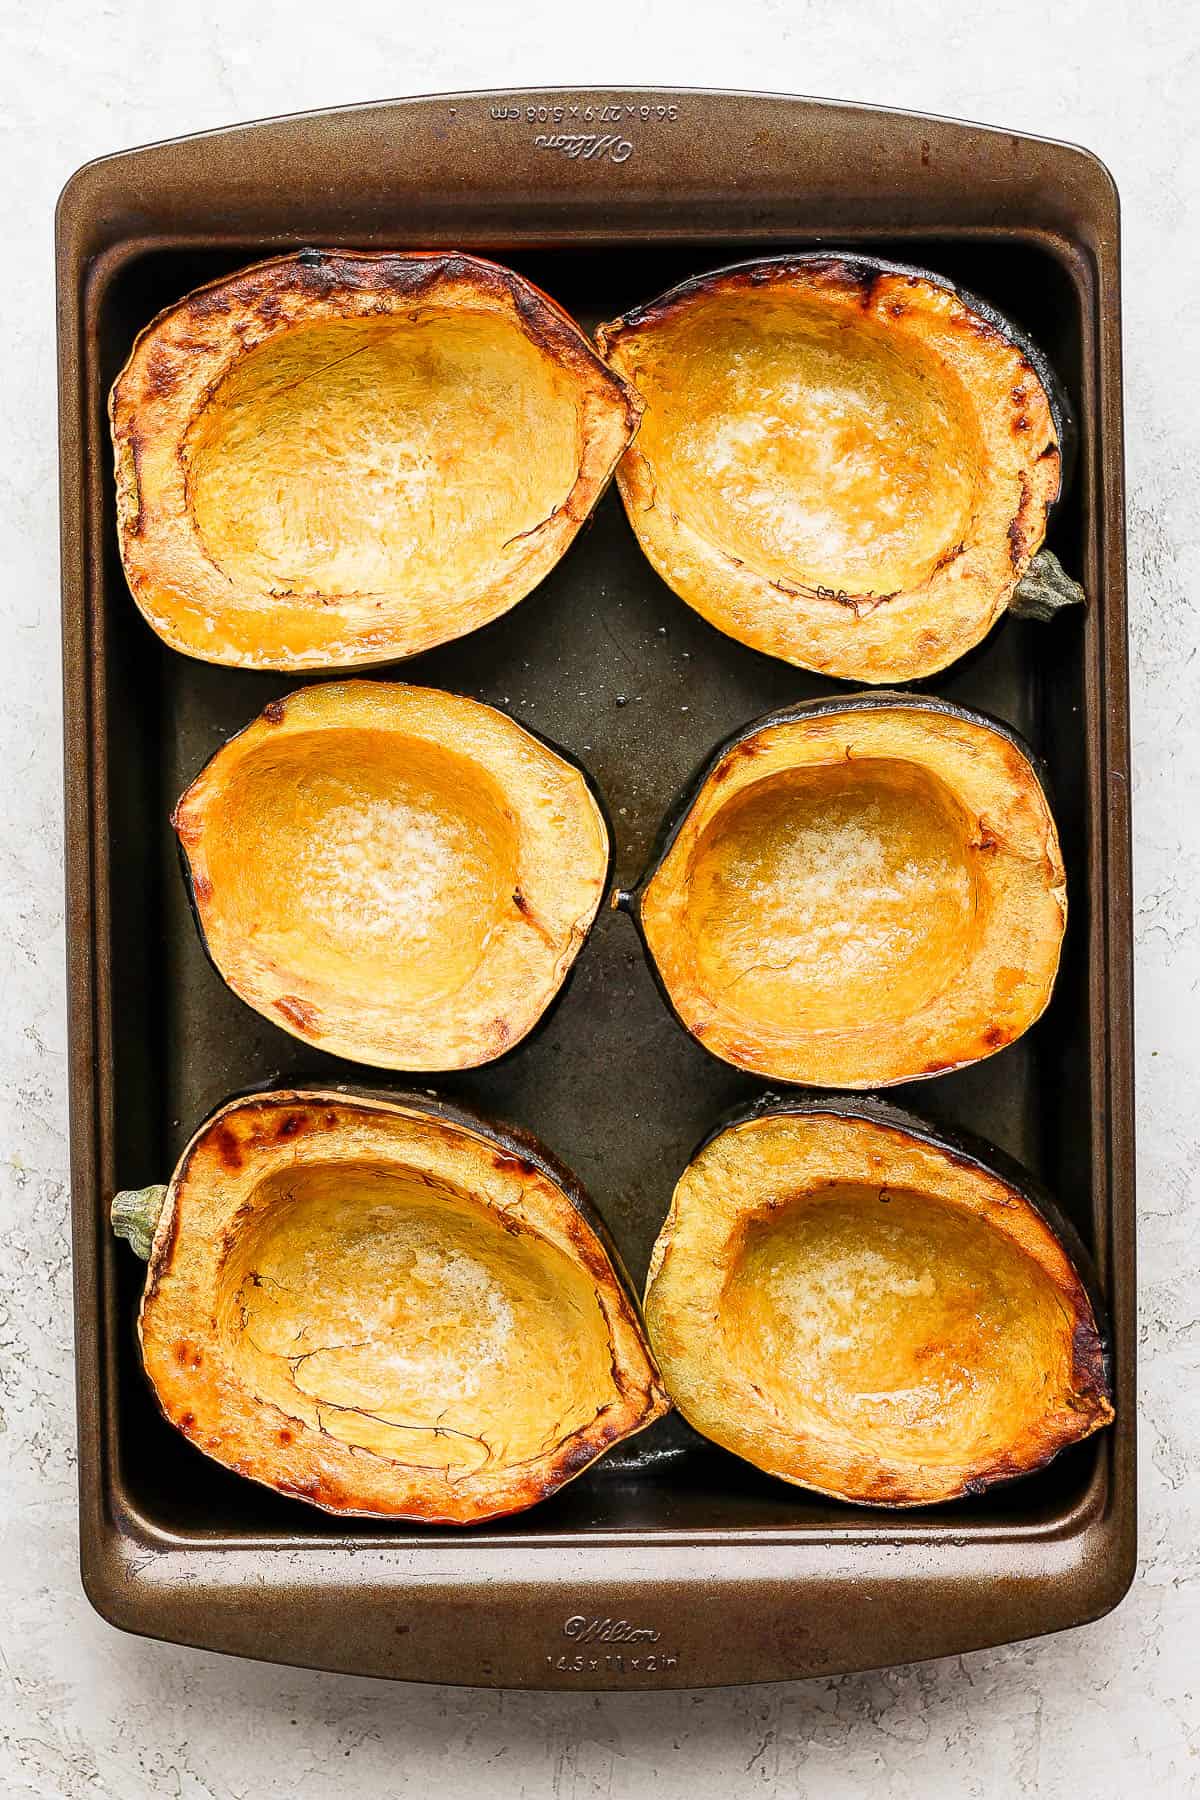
[1,3,1197,1794]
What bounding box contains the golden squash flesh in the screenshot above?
[631,696,1066,1087]
[173,682,610,1070]
[116,1090,668,1523]
[597,256,1068,683]
[111,250,640,669]
[644,1101,1112,1507]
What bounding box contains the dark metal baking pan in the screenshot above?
[57,87,1134,1689]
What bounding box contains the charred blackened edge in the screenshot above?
[680,1089,1114,1501]
[117,246,639,429]
[110,251,642,678]
[172,684,617,1075]
[597,250,1077,499]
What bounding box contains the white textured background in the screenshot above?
[2,3,1196,1794]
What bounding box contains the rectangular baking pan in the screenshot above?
[57,87,1135,1689]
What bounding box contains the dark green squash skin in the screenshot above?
[603,249,1077,501]
[673,1089,1113,1499]
[616,690,1062,1085]
[174,690,616,1076]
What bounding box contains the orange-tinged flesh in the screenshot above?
[136,1092,669,1522]
[682,760,977,1033]
[111,251,640,669]
[726,1183,1069,1470]
[186,314,580,601]
[598,260,1062,682]
[173,681,610,1071]
[218,1161,615,1474]
[200,731,518,1010]
[631,299,981,598]
[638,702,1066,1087]
[643,1108,1113,1506]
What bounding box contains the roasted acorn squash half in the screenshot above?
[110,1089,668,1524]
[597,254,1082,683]
[173,681,610,1071]
[111,250,640,669]
[620,694,1066,1087]
[644,1096,1113,1507]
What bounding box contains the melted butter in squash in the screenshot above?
[174,682,610,1071]
[185,315,580,601]
[683,760,978,1032]
[219,1162,614,1474]
[627,299,982,598]
[725,1183,1068,1469]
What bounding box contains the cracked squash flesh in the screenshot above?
[173,682,610,1071]
[634,697,1066,1087]
[644,1101,1112,1506]
[110,250,640,669]
[126,1090,667,1523]
[597,256,1063,682]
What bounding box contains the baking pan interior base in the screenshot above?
[61,91,1133,1687]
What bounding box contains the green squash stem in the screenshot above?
[111,1185,168,1261]
[1009,548,1086,621]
